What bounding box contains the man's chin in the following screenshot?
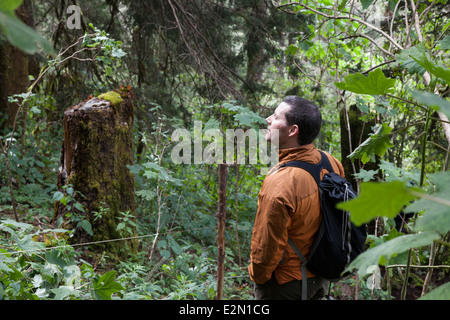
[266,138,280,148]
[264,129,279,146]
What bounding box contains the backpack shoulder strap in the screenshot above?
[279,150,333,186]
[288,238,308,299]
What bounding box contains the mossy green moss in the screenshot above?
[97,91,123,105]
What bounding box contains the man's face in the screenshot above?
[265,102,295,148]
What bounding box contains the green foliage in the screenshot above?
[139,244,253,300]
[338,180,418,226]
[0,219,80,300]
[0,0,53,55]
[334,68,397,95]
[218,102,267,128]
[116,211,137,236]
[393,45,428,75]
[347,232,441,277]
[1,0,449,301]
[407,172,450,235]
[419,282,450,300]
[0,219,139,300]
[92,271,123,300]
[53,185,91,236]
[409,90,450,119]
[82,23,128,84]
[412,54,450,85]
[348,123,395,164]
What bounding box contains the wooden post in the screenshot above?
[215,163,228,300]
[52,90,138,261]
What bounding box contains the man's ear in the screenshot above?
[288,124,299,137]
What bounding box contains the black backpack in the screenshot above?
[280,151,367,299]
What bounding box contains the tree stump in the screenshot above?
[52,91,138,261]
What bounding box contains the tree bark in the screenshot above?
[245,1,268,94]
[0,0,34,132]
[215,163,228,300]
[52,92,138,261]
[340,105,380,190]
[340,105,381,235]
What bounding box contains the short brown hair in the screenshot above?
[283,96,322,145]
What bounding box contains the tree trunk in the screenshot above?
[0,0,34,133]
[340,105,380,235]
[340,104,380,191]
[52,92,138,261]
[244,0,268,101]
[215,163,228,300]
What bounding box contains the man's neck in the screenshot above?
[279,141,301,150]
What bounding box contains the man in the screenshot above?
[248,96,345,300]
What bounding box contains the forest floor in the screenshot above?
[2,211,448,300]
[331,269,448,300]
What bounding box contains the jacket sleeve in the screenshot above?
[248,195,292,284]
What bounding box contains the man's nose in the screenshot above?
[266,116,271,124]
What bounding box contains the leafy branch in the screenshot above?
[275,0,404,51]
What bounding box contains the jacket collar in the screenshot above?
[278,143,316,164]
[266,143,319,176]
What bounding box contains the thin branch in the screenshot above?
[389,0,402,52]
[419,0,436,24]
[404,0,412,48]
[390,121,425,135]
[277,1,404,50]
[409,190,450,207]
[427,140,450,153]
[436,23,450,43]
[386,264,450,269]
[342,33,395,57]
[292,60,335,90]
[385,94,428,112]
[410,0,423,42]
[361,59,396,74]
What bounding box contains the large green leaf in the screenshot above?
[50,286,80,300]
[438,35,450,50]
[406,172,450,234]
[0,6,54,55]
[234,108,266,127]
[76,220,93,236]
[360,0,376,9]
[419,282,450,300]
[92,270,124,300]
[409,90,450,120]
[0,0,23,13]
[393,45,427,75]
[347,232,440,277]
[410,199,450,234]
[412,55,450,85]
[348,123,394,164]
[334,68,397,95]
[337,180,418,226]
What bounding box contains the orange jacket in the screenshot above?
[248,144,345,285]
